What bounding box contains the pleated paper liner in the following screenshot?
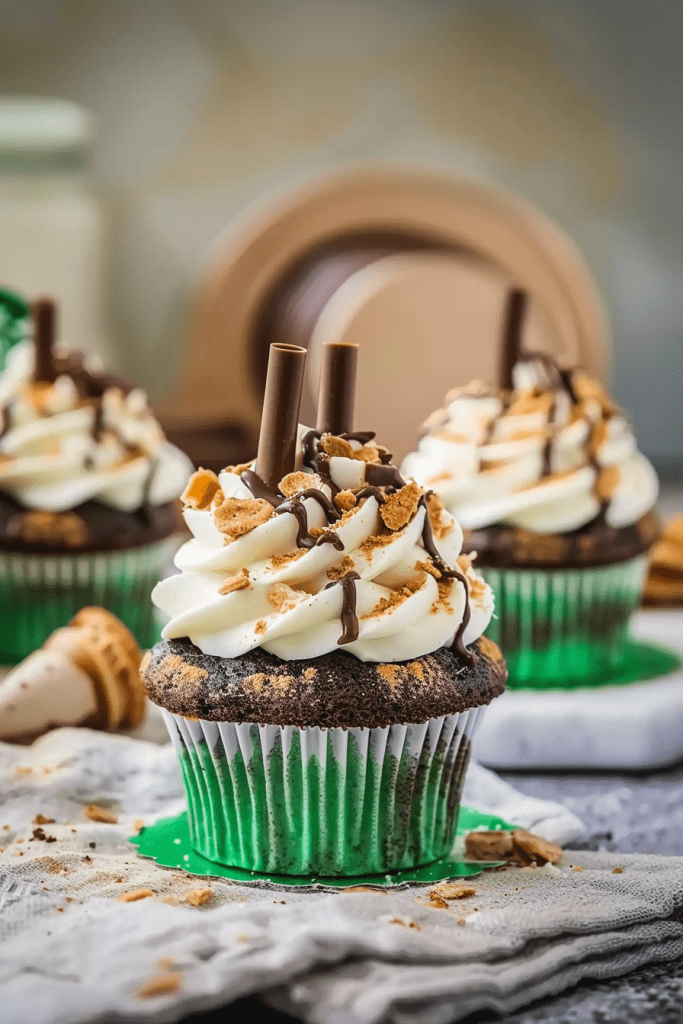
[131,805,511,889]
[143,707,496,883]
[481,554,651,689]
[0,536,179,664]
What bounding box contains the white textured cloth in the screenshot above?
[2,713,682,1024]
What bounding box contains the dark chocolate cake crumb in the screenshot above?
[143,637,506,729]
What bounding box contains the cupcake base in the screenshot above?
[131,804,511,887]
[0,537,179,664]
[162,708,483,876]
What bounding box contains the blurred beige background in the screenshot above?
[0,0,681,471]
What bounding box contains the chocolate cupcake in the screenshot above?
[0,297,192,661]
[143,342,505,876]
[402,290,660,688]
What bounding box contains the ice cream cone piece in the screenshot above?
[0,650,99,742]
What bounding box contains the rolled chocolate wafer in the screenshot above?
[499,287,528,390]
[33,296,57,384]
[316,341,358,435]
[255,343,307,491]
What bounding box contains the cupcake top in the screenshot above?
[153,428,496,664]
[402,354,659,535]
[0,339,191,514]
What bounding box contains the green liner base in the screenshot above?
[130,806,511,889]
[507,638,681,692]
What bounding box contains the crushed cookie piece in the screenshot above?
[465,830,514,862]
[427,883,476,901]
[511,830,563,866]
[572,865,583,872]
[184,887,213,906]
[279,471,311,497]
[425,491,452,539]
[416,558,441,579]
[597,465,620,501]
[254,619,267,636]
[138,973,183,999]
[334,489,357,512]
[425,893,449,909]
[269,549,306,569]
[362,577,426,620]
[7,510,89,548]
[117,889,155,903]
[213,497,274,540]
[380,481,421,531]
[267,584,303,614]
[387,917,421,930]
[612,866,624,874]
[327,556,356,580]
[32,814,55,825]
[223,460,254,476]
[219,568,251,596]
[84,804,118,825]
[181,468,221,510]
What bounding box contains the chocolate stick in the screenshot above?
[33,297,57,384]
[499,288,528,391]
[316,342,358,435]
[255,343,307,491]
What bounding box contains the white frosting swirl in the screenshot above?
[402,360,659,533]
[153,429,494,663]
[0,341,192,512]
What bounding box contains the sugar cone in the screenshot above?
[0,608,146,742]
[0,650,98,742]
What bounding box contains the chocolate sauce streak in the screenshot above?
[420,494,475,668]
[324,572,360,644]
[365,464,406,489]
[240,470,282,507]
[354,485,386,504]
[275,489,344,550]
[0,402,10,440]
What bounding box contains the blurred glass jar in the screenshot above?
[0,98,107,358]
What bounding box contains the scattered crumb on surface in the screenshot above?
[133,819,144,834]
[83,804,118,825]
[117,889,155,903]
[427,883,476,901]
[32,814,55,825]
[137,973,183,1000]
[386,916,421,930]
[612,866,624,874]
[184,887,213,907]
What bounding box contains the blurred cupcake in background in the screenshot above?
[0,296,192,662]
[402,290,660,688]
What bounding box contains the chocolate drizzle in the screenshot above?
[324,572,360,644]
[420,493,475,669]
[241,431,479,667]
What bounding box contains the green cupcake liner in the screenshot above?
[0,536,180,663]
[480,554,649,689]
[162,706,485,877]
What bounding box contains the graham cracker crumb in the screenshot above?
[416,558,441,579]
[267,583,303,613]
[425,893,449,909]
[213,497,274,540]
[431,577,455,614]
[327,555,356,580]
[425,491,452,539]
[279,471,311,497]
[380,481,421,531]
[269,549,305,569]
[387,916,421,930]
[476,635,504,663]
[319,434,381,464]
[358,526,401,559]
[511,830,563,866]
[304,668,316,680]
[334,489,357,512]
[83,804,118,825]
[465,830,514,861]
[428,883,476,901]
[184,887,213,906]
[597,465,620,501]
[219,568,250,595]
[181,468,221,510]
[117,889,155,903]
[572,865,584,872]
[223,461,253,476]
[134,819,145,834]
[158,654,208,684]
[362,577,425,621]
[377,664,404,689]
[612,866,624,874]
[138,973,183,999]
[32,814,55,825]
[254,619,267,635]
[8,509,88,548]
